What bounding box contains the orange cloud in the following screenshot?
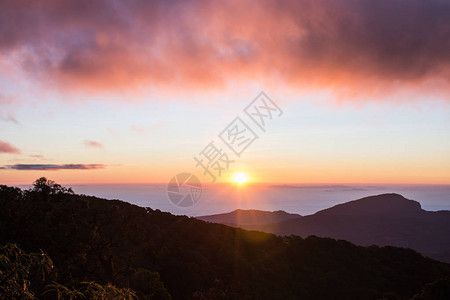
[0,0,448,99]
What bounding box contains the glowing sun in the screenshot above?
[232,172,249,184]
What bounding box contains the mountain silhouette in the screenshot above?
[198,193,450,263]
[197,209,301,226]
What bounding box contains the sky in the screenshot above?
[1,0,450,186]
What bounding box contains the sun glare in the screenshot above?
[232,172,249,184]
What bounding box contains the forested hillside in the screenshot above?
[1,179,450,299]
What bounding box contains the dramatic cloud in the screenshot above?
[83,140,104,149]
[0,140,21,154]
[1,164,106,170]
[0,0,449,98]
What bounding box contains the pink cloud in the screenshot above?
[83,139,104,149]
[0,113,18,123]
[0,0,448,100]
[0,140,21,154]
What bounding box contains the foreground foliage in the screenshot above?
[0,243,137,299]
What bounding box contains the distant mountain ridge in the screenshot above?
[197,193,450,263]
[315,193,422,216]
[197,209,301,226]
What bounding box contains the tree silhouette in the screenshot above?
[31,177,74,195]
